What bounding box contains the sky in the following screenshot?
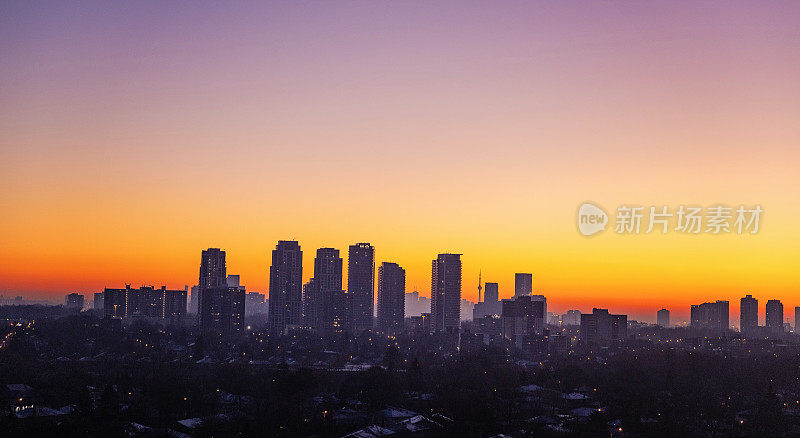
[1,1,799,323]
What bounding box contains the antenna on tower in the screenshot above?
[477,270,482,303]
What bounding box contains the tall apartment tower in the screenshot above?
[514,273,532,297]
[199,248,227,290]
[484,282,499,303]
[267,241,303,334]
[377,262,406,335]
[766,299,784,333]
[307,248,347,334]
[348,243,375,333]
[431,253,462,332]
[795,307,800,333]
[197,248,244,338]
[198,248,226,330]
[740,294,758,334]
[657,309,670,327]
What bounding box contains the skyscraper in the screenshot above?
[377,262,406,335]
[766,299,784,333]
[431,253,462,332]
[580,308,627,344]
[199,248,227,290]
[740,294,758,334]
[484,282,499,303]
[93,292,104,310]
[197,249,244,338]
[563,309,581,326]
[198,248,226,327]
[348,243,375,333]
[514,273,532,297]
[308,248,347,334]
[105,284,187,319]
[267,241,303,334]
[795,307,800,333]
[657,308,670,327]
[473,282,501,319]
[690,301,729,330]
[65,293,84,310]
[198,285,245,338]
[501,295,546,340]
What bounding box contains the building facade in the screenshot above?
[307,248,347,334]
[690,301,729,331]
[348,243,375,333]
[376,262,406,335]
[267,240,303,334]
[766,299,784,333]
[65,293,84,310]
[580,308,628,345]
[103,285,187,319]
[657,308,670,327]
[431,253,462,332]
[740,294,758,334]
[514,273,532,297]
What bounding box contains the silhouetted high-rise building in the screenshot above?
[65,293,84,310]
[690,301,729,330]
[197,249,243,337]
[199,248,227,290]
[501,295,545,340]
[267,241,303,334]
[473,282,502,319]
[189,286,199,313]
[198,285,245,339]
[431,254,462,331]
[795,307,800,333]
[766,299,784,333]
[580,308,627,344]
[198,248,226,327]
[514,273,532,297]
[740,294,758,334]
[103,284,187,319]
[484,282,499,303]
[245,292,267,316]
[405,291,431,317]
[93,292,104,310]
[348,243,375,333]
[657,309,670,327]
[307,248,347,334]
[563,309,581,326]
[377,262,406,335]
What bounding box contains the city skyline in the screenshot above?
[3,2,800,323]
[33,242,800,328]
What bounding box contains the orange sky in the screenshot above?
[1,2,799,323]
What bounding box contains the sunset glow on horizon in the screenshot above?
[2,1,799,322]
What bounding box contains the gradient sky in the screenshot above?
[2,1,799,323]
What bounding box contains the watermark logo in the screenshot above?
[577,202,609,236]
[577,203,763,236]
